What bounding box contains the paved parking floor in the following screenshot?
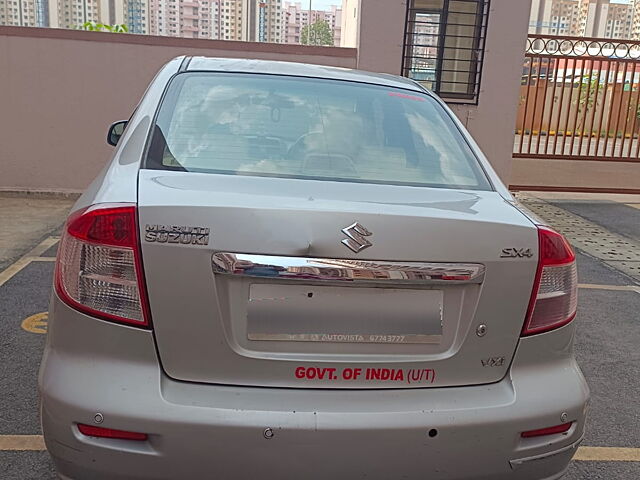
[0,193,639,479]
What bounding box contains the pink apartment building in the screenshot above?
[283,1,341,46]
[148,0,281,41]
[149,0,220,38]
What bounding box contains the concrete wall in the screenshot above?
[511,159,640,193]
[355,0,407,75]
[448,0,532,184]
[0,26,357,192]
[1,0,530,192]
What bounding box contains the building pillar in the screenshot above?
[354,0,407,75]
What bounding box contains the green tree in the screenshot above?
[78,21,129,33]
[301,20,333,46]
[574,73,599,134]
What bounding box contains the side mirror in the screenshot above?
[107,120,128,146]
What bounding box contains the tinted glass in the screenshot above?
[145,73,491,190]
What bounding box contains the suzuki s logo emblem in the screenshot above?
[341,222,373,253]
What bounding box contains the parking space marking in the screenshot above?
[0,237,58,288]
[579,283,640,294]
[0,436,46,451]
[574,447,640,462]
[21,312,48,334]
[626,204,640,210]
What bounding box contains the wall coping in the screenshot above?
[0,26,357,58]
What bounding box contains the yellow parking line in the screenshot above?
[626,204,640,210]
[574,447,640,462]
[0,237,58,287]
[578,284,640,294]
[0,435,46,451]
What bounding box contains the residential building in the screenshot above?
[216,0,282,42]
[149,0,217,38]
[36,0,48,25]
[125,0,149,33]
[529,0,640,39]
[148,0,281,42]
[220,0,247,40]
[0,0,47,26]
[47,0,149,33]
[282,2,341,46]
[582,0,633,38]
[2,0,285,40]
[633,0,640,37]
[340,0,357,47]
[254,0,282,43]
[529,0,584,35]
[331,5,341,45]
[49,0,103,29]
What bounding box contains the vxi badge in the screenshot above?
[500,247,534,258]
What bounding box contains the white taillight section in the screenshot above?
[522,226,577,336]
[55,204,151,328]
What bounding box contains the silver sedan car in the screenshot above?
[39,57,588,480]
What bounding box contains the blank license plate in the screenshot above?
[247,284,443,344]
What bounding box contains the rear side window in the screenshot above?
[144,73,491,190]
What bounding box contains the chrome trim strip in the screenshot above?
[212,253,485,285]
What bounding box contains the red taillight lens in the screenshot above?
[55,204,151,327]
[521,422,572,438]
[77,424,148,441]
[522,226,577,336]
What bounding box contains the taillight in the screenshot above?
[55,204,151,328]
[522,226,577,336]
[77,424,148,441]
[521,422,572,438]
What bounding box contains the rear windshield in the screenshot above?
[144,73,491,190]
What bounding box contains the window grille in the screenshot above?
[403,0,490,104]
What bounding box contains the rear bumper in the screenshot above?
[40,299,589,480]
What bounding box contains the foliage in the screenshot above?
[301,20,333,46]
[576,73,599,113]
[78,22,129,33]
[572,73,600,133]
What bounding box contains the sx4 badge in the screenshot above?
[144,225,210,245]
[500,247,533,258]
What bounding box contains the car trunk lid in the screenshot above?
[138,170,538,388]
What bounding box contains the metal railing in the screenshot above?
[514,35,640,162]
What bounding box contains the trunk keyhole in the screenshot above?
[307,292,314,298]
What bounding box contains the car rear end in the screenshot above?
[39,57,588,480]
